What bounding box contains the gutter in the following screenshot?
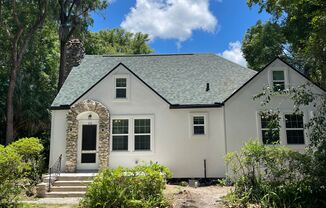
[169,103,224,109]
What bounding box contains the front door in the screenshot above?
[77,124,99,170]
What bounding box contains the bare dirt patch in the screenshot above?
[164,184,232,208]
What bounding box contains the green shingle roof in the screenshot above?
[51,54,257,107]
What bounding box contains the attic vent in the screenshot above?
[206,83,210,92]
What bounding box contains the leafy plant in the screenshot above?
[80,162,172,208]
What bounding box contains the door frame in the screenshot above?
[77,120,99,170]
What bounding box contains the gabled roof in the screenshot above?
[51,54,257,108]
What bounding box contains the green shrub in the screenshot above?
[80,162,172,208]
[0,145,24,206]
[8,137,44,196]
[225,140,321,208]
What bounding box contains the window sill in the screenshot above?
[113,98,129,102]
[190,134,208,139]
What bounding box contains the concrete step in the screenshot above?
[53,180,93,186]
[50,186,87,192]
[44,191,85,198]
[57,175,95,181]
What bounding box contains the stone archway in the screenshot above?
[65,99,110,172]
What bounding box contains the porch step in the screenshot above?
[44,191,85,198]
[57,175,95,181]
[50,186,87,192]
[53,180,93,186]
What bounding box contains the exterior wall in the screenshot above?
[50,65,226,177]
[224,59,324,153]
[49,109,68,171]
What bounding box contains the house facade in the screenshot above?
[49,54,324,178]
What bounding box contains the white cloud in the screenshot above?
[219,41,247,67]
[121,0,217,42]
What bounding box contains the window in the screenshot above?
[260,114,280,144]
[285,114,304,144]
[111,116,153,152]
[115,78,127,99]
[134,119,151,151]
[272,71,285,91]
[112,119,129,151]
[193,115,206,135]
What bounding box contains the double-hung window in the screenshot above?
[112,119,129,151]
[111,116,153,152]
[191,114,207,135]
[272,71,285,92]
[285,114,305,144]
[260,114,280,144]
[115,77,127,99]
[134,119,151,151]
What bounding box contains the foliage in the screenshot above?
[225,140,316,207]
[80,163,172,208]
[83,28,154,55]
[242,20,286,71]
[244,0,326,89]
[0,145,24,207]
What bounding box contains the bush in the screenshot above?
[0,145,24,206]
[8,137,44,196]
[225,140,322,208]
[80,162,172,208]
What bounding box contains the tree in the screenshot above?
[56,0,108,90]
[244,0,326,89]
[242,21,286,71]
[0,0,48,144]
[83,28,153,55]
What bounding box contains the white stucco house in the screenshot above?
[49,54,325,178]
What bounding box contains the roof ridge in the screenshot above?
[100,53,218,57]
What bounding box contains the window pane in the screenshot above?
[194,126,205,135]
[261,115,279,129]
[116,78,127,87]
[273,71,284,80]
[112,119,128,134]
[81,153,96,163]
[135,135,150,150]
[193,116,204,124]
[286,130,304,144]
[112,136,128,150]
[262,129,280,144]
[134,119,150,134]
[116,89,127,98]
[273,82,285,91]
[285,114,303,128]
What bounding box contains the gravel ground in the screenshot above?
[21,197,82,205]
[164,184,232,208]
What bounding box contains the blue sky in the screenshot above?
[90,0,270,66]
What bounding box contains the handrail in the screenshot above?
[48,154,62,191]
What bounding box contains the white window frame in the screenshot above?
[258,112,280,145]
[110,115,154,153]
[268,69,289,92]
[189,113,208,138]
[114,75,130,101]
[111,118,130,152]
[283,113,305,145]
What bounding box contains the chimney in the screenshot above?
[63,39,85,82]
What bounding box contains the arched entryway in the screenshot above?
[65,99,110,172]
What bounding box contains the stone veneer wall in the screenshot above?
[65,99,110,172]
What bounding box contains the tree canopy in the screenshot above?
[83,29,153,55]
[243,0,326,89]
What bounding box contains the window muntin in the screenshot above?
[285,114,304,144]
[193,116,205,135]
[272,71,285,91]
[112,119,129,151]
[115,78,127,99]
[260,114,280,144]
[134,119,151,150]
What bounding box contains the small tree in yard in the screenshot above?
[225,83,326,207]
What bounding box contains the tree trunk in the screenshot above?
[58,40,67,91]
[6,59,19,144]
